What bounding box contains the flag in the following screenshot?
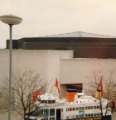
[96,76,103,99]
[32,88,43,102]
[55,78,61,96]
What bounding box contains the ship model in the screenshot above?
[25,83,112,120]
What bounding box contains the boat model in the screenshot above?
[32,93,112,120]
[25,82,112,120]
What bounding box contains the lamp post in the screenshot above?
[0,15,22,120]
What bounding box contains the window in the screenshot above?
[97,106,99,109]
[50,117,55,120]
[76,107,78,110]
[50,109,55,116]
[38,109,43,116]
[43,109,49,116]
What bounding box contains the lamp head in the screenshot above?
[0,14,22,25]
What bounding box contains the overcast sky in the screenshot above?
[0,0,116,48]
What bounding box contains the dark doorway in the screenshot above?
[56,109,61,120]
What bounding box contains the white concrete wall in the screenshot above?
[0,49,73,88]
[0,50,9,84]
[46,51,73,83]
[60,58,116,93]
[1,49,116,95]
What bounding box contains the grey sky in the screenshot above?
[0,0,116,48]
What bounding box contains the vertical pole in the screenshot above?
[8,24,13,120]
[100,98,103,120]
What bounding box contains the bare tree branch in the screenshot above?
[0,69,47,120]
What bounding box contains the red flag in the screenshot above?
[32,89,42,102]
[55,79,61,96]
[96,76,103,99]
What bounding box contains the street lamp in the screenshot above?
[0,15,22,120]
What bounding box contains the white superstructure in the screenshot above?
[35,93,111,120]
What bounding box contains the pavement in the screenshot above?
[0,111,116,120]
[0,111,21,120]
[112,112,116,120]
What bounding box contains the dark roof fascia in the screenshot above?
[18,37,116,47]
[19,37,116,41]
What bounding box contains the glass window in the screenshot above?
[50,117,55,120]
[50,109,55,116]
[43,109,49,116]
[80,107,83,110]
[76,107,78,110]
[70,108,72,111]
[97,106,99,109]
[38,109,43,116]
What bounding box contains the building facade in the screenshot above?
[3,32,116,97]
[7,37,116,58]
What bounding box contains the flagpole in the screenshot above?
[100,98,103,120]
